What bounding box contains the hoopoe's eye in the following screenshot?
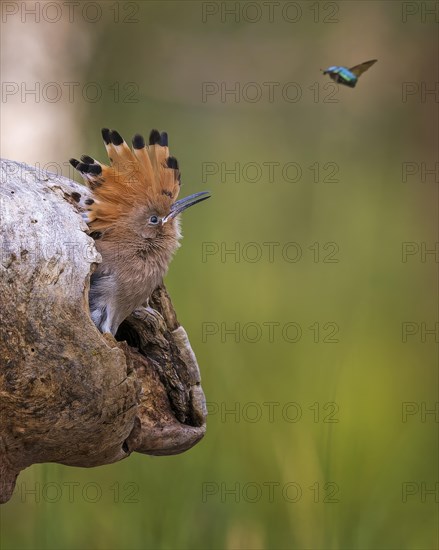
[149,215,160,225]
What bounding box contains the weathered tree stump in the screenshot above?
[0,159,206,504]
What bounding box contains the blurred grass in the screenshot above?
[1,1,438,549]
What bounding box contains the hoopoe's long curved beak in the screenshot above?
[163,191,211,223]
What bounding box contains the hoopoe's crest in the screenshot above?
[70,128,209,232]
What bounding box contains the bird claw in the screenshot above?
[132,305,166,332]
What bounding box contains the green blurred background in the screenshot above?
[1,1,437,548]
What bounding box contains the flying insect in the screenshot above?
[322,59,377,88]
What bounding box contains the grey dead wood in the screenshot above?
[0,159,207,504]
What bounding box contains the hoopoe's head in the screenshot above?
[70,128,210,244]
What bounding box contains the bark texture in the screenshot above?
[0,159,206,504]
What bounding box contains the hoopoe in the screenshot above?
[70,128,210,336]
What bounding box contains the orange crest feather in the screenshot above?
[70,128,181,231]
